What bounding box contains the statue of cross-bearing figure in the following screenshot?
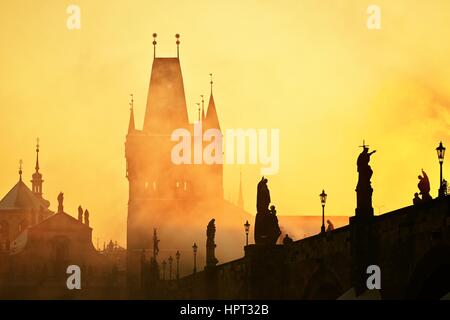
[357,144,376,185]
[355,141,376,216]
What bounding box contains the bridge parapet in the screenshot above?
[173,196,450,299]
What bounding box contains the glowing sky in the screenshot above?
[1,0,449,246]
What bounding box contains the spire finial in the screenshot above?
[129,93,134,111]
[209,73,213,95]
[175,33,180,58]
[197,102,201,122]
[35,137,40,172]
[201,95,205,120]
[359,140,369,149]
[152,33,157,58]
[128,94,136,133]
[19,159,23,181]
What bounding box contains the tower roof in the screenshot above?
[0,180,50,211]
[204,93,221,131]
[143,58,189,134]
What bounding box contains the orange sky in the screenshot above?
[1,0,449,246]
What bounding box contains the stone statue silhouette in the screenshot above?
[413,192,422,205]
[257,177,271,214]
[206,219,218,267]
[356,144,376,216]
[254,177,281,245]
[153,228,160,260]
[268,205,282,243]
[57,192,64,213]
[357,146,376,184]
[418,169,432,201]
[84,209,90,226]
[77,206,83,222]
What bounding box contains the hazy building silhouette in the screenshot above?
[0,142,52,252]
[0,142,120,298]
[125,36,223,286]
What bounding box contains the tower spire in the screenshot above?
[152,33,157,58]
[31,138,44,197]
[237,169,244,209]
[35,137,40,172]
[128,94,135,133]
[204,74,221,131]
[175,33,180,58]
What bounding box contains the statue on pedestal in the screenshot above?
[254,177,281,245]
[153,228,160,260]
[356,142,376,217]
[84,209,90,226]
[417,169,432,202]
[77,206,83,222]
[57,192,64,213]
[206,219,218,267]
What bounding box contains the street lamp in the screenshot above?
[168,256,173,280]
[175,250,181,280]
[436,141,446,197]
[244,220,250,246]
[319,189,327,234]
[162,259,167,280]
[192,242,198,274]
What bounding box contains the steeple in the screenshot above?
[237,170,244,209]
[31,138,43,197]
[128,94,135,133]
[204,73,221,131]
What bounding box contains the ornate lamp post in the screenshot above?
[192,242,198,274]
[244,220,250,246]
[319,189,327,234]
[175,250,181,280]
[168,256,173,280]
[436,141,446,197]
[162,259,167,280]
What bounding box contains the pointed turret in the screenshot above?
[204,73,221,131]
[237,170,244,209]
[31,138,43,197]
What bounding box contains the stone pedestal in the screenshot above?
[350,215,378,296]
